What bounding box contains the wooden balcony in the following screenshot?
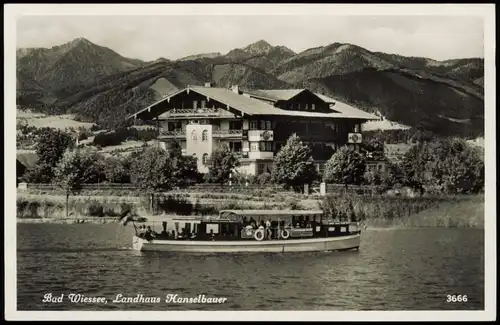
[158,130,186,139]
[212,129,243,139]
[161,108,234,118]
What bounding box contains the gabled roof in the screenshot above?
[314,93,379,120]
[246,89,306,101]
[128,86,379,121]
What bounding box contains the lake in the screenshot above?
[16,223,484,310]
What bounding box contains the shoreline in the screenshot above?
[16,217,484,229]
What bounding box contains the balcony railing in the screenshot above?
[212,129,243,138]
[158,130,186,138]
[163,108,224,117]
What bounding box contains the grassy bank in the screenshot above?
[320,194,484,228]
[16,193,484,228]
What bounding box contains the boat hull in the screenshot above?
[132,234,361,253]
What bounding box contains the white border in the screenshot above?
[4,3,496,321]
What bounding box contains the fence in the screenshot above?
[19,182,382,196]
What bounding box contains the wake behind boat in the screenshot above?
[125,210,362,253]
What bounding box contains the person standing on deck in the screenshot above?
[265,219,272,239]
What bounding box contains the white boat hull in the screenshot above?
[132,234,361,253]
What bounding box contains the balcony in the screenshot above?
[158,130,186,139]
[212,129,243,139]
[161,108,232,118]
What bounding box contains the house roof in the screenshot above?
[128,86,379,121]
[314,93,379,120]
[246,89,305,101]
[17,151,38,169]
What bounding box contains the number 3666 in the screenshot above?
[446,295,468,303]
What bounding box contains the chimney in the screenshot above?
[204,82,212,88]
[231,85,239,94]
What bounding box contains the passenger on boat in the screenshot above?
[159,229,169,239]
[137,225,145,238]
[265,219,272,239]
[144,226,156,240]
[209,229,215,241]
[242,216,248,226]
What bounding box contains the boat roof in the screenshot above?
[219,210,323,216]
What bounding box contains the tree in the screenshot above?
[35,128,74,168]
[22,163,54,183]
[104,156,131,183]
[53,148,103,218]
[401,138,484,194]
[168,146,199,188]
[271,134,319,192]
[362,137,385,160]
[204,146,240,185]
[129,147,176,213]
[323,146,366,186]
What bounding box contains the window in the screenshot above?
[249,121,258,130]
[191,130,197,140]
[257,164,265,175]
[168,121,181,131]
[250,142,258,151]
[311,103,316,111]
[201,100,206,109]
[202,153,209,165]
[258,142,272,151]
[305,104,309,110]
[193,100,198,110]
[229,141,242,152]
[260,120,266,130]
[229,120,242,130]
[202,130,208,141]
[266,121,272,130]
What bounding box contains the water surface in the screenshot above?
[17,223,484,310]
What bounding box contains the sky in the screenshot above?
[16,14,484,62]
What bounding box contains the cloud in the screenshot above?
[16,14,484,61]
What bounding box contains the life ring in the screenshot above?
[254,229,265,241]
[280,229,290,239]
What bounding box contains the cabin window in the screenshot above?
[168,121,181,131]
[202,129,208,141]
[266,121,272,130]
[305,104,309,110]
[202,153,209,165]
[311,104,316,111]
[193,100,198,110]
[191,130,197,140]
[258,141,272,151]
[260,120,266,130]
[206,224,219,234]
[201,100,206,109]
[250,142,258,152]
[354,124,360,133]
[249,120,258,130]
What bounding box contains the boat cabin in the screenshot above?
[134,210,360,242]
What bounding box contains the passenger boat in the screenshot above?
[127,210,361,253]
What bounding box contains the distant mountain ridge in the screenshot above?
[16,37,484,137]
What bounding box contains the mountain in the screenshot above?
[16,38,145,105]
[16,37,484,137]
[301,68,483,138]
[179,52,222,61]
